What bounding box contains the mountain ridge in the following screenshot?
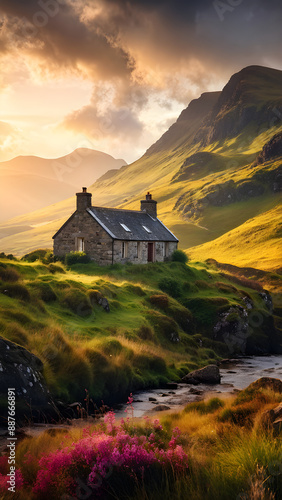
[0,64,281,269]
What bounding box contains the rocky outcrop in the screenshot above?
[255,132,282,165]
[182,364,221,385]
[174,168,282,217]
[195,66,282,145]
[213,306,249,354]
[0,337,58,426]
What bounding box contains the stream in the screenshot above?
[1,355,282,449]
[114,355,282,418]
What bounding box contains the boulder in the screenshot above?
[153,405,171,412]
[99,297,110,312]
[182,364,221,385]
[89,290,110,312]
[273,418,282,435]
[273,402,282,420]
[260,402,282,435]
[0,336,59,426]
[189,387,204,395]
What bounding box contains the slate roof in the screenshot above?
[87,207,178,242]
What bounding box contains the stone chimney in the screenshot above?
[76,187,92,211]
[140,192,157,217]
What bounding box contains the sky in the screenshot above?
[1,0,282,164]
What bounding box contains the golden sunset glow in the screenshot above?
[1,0,282,164]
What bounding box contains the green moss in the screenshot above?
[183,297,229,329]
[62,288,92,316]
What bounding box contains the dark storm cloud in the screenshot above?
[0,0,133,80]
[1,0,282,142]
[2,0,282,89]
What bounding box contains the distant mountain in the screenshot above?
[0,65,281,271]
[0,149,126,222]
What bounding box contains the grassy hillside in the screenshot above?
[0,252,280,409]
[0,65,281,270]
[189,203,282,271]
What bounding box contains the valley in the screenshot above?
[0,65,281,272]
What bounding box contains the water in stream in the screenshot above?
[115,355,282,418]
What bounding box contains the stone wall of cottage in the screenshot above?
[53,210,178,265]
[53,211,113,265]
[113,240,178,264]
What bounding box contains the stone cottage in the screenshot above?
[53,188,178,265]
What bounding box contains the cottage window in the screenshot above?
[120,223,131,232]
[142,225,152,233]
[77,237,84,252]
[122,241,128,258]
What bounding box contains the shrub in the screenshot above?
[47,264,65,274]
[168,305,194,333]
[171,249,189,263]
[84,349,109,369]
[134,354,167,374]
[62,289,92,316]
[182,297,229,329]
[29,414,188,499]
[215,282,237,293]
[42,251,54,264]
[88,289,103,305]
[21,249,49,262]
[0,264,20,282]
[147,310,179,341]
[123,284,146,296]
[0,283,30,301]
[194,280,213,290]
[29,281,57,302]
[65,251,91,266]
[0,252,17,260]
[158,278,181,298]
[149,294,170,310]
[97,338,123,356]
[136,324,154,340]
[217,403,256,426]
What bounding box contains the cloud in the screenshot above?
[1,0,282,161]
[62,101,144,142]
[2,0,282,103]
[0,121,23,160]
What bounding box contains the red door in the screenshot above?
[148,242,154,262]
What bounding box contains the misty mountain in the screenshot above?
[0,149,126,222]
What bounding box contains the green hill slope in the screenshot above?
[189,203,282,271]
[0,254,280,410]
[0,65,281,269]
